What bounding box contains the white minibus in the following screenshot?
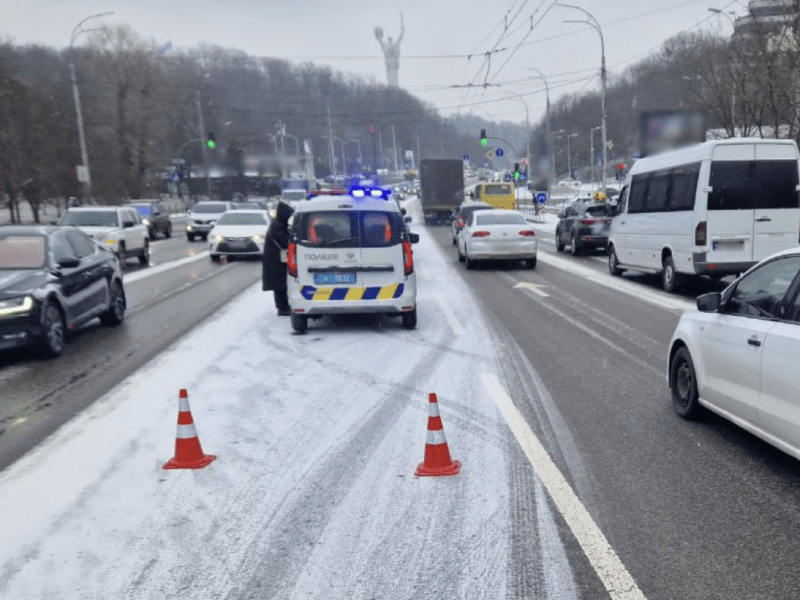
[607,138,800,292]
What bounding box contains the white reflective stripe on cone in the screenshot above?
[426,429,448,445]
[178,396,191,412]
[176,423,199,439]
[428,402,441,417]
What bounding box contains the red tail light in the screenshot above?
[695,221,707,246]
[518,230,535,237]
[472,231,491,237]
[287,240,298,277]
[403,240,414,275]
[580,218,597,225]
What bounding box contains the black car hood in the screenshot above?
[0,269,50,299]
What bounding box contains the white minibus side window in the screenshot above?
[645,170,670,212]
[628,175,647,213]
[668,163,700,211]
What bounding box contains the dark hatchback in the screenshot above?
[451,201,494,244]
[555,198,613,255]
[127,200,172,239]
[0,226,126,357]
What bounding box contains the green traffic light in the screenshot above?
[207,139,217,150]
[480,139,487,146]
[514,172,520,179]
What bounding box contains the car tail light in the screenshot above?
[695,221,707,246]
[287,240,298,277]
[472,231,491,237]
[580,218,597,225]
[403,239,414,275]
[518,230,535,237]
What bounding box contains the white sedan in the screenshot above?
[668,247,800,459]
[207,210,269,262]
[457,209,537,269]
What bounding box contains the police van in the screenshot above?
[608,138,800,292]
[286,187,419,333]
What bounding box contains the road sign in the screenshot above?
[486,150,495,159]
[463,154,469,161]
[536,192,548,203]
[496,148,504,157]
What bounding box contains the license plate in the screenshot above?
[314,272,356,285]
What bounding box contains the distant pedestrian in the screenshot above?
[262,201,294,316]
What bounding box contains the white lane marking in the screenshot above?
[537,251,693,313]
[482,372,648,600]
[435,292,465,336]
[123,251,209,283]
[514,281,550,297]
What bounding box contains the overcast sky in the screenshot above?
[3,0,743,124]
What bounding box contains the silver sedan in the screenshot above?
[457,209,537,269]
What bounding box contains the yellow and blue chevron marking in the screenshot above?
[300,283,404,301]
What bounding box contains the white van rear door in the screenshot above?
[707,144,756,264]
[752,144,800,261]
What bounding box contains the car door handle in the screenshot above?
[747,336,762,347]
[756,217,771,222]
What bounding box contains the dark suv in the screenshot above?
[127,200,172,239]
[555,198,613,255]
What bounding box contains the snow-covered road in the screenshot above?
[0,200,584,599]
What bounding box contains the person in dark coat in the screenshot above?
[262,201,294,316]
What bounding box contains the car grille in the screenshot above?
[217,238,259,253]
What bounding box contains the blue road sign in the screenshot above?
[463,154,470,161]
[496,148,505,157]
[536,192,548,203]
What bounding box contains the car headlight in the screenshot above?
[0,295,35,317]
[142,218,150,225]
[251,234,264,242]
[104,239,117,246]
[213,235,224,242]
[186,224,194,231]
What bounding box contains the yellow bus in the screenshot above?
[474,182,516,210]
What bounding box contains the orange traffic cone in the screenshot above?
[415,393,461,477]
[163,389,217,470]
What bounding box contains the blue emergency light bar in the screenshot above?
[348,186,392,200]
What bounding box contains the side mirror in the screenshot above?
[404,216,412,223]
[557,211,566,219]
[123,221,135,228]
[409,232,420,244]
[400,207,407,215]
[57,256,80,269]
[696,292,721,313]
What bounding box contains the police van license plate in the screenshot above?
[314,272,356,285]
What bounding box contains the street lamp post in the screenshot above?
[69,12,113,201]
[709,8,738,134]
[345,139,363,169]
[590,125,602,185]
[526,67,554,191]
[553,130,578,181]
[559,3,607,188]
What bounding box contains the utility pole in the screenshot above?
[196,90,211,196]
[391,125,398,172]
[69,12,113,201]
[326,103,335,177]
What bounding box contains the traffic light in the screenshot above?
[480,129,487,146]
[206,132,217,150]
[617,162,625,181]
[513,162,520,180]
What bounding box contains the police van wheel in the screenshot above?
[402,308,417,330]
[291,313,308,334]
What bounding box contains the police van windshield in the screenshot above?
[293,211,404,248]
